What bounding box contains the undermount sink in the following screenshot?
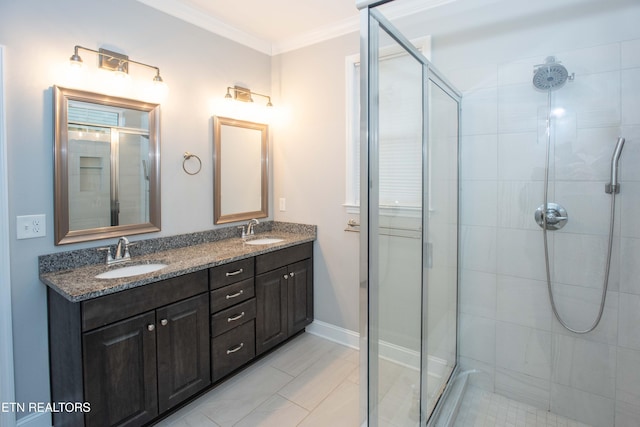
[245,237,284,245]
[95,263,167,279]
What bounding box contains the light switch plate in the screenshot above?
[16,214,46,239]
[279,198,286,211]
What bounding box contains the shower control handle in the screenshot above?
[535,203,568,231]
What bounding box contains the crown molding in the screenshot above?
[135,0,273,55]
[137,0,455,56]
[272,14,359,55]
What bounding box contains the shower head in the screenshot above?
[533,56,570,91]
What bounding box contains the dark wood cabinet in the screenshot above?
[287,258,314,335]
[83,312,159,427]
[156,294,210,413]
[209,259,257,382]
[255,243,313,355]
[48,242,313,426]
[255,267,288,354]
[48,270,210,427]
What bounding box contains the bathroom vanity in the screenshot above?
[40,223,315,427]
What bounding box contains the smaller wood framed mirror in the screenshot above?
[213,116,268,224]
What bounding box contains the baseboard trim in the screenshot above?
[306,319,360,349]
[16,412,51,427]
[306,320,447,373]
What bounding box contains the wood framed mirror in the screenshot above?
[213,116,268,224]
[53,86,161,245]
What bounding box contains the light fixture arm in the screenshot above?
[226,86,273,107]
[70,45,163,82]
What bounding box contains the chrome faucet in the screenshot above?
[246,218,260,236]
[115,236,130,260]
[98,236,132,265]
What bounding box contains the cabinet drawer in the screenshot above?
[81,270,208,332]
[255,242,312,274]
[211,298,256,337]
[210,278,254,313]
[210,258,254,290]
[211,320,255,382]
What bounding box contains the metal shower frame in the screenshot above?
[357,1,463,425]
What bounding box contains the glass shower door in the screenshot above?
[375,26,424,427]
[423,78,459,419]
[360,4,461,426]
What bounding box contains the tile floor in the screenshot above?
[155,332,360,427]
[156,332,590,427]
[453,386,591,427]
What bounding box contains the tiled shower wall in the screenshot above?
[451,34,640,427]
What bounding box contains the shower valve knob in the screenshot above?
[535,203,568,230]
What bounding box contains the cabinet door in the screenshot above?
[83,311,158,427]
[156,293,211,413]
[256,267,288,355]
[288,258,314,335]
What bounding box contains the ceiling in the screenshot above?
[134,0,456,55]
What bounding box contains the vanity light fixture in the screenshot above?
[224,85,273,107]
[68,45,164,83]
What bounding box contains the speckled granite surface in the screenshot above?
[39,221,316,302]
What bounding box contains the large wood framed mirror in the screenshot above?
[53,86,161,245]
[213,116,268,224]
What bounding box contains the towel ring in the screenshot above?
[182,152,202,175]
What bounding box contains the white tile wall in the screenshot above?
[457,34,640,426]
[495,322,552,380]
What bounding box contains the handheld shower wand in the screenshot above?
[606,137,626,194]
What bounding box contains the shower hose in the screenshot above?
[541,91,616,334]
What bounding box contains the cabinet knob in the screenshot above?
[284,274,289,279]
[147,324,155,332]
[290,272,295,277]
[160,319,168,326]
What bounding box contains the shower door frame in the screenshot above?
[358,3,462,426]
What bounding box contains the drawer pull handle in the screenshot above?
[147,324,155,332]
[160,319,168,326]
[226,290,244,299]
[227,312,245,323]
[227,343,244,354]
[226,268,244,277]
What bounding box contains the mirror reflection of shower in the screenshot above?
[534,56,625,334]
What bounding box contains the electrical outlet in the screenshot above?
[16,214,46,239]
[279,198,286,211]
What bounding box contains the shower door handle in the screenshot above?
[425,242,433,269]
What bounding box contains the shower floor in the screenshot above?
[453,386,591,427]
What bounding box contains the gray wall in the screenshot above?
[0,0,271,422]
[272,32,361,334]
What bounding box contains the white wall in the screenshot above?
[0,0,271,423]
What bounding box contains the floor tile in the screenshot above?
[278,350,358,410]
[196,364,293,426]
[298,380,359,427]
[234,394,309,427]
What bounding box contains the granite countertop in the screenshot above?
[40,227,315,303]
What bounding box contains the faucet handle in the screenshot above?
[238,226,247,238]
[97,247,114,263]
[123,241,136,259]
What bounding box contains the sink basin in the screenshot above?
[245,237,284,245]
[95,263,167,279]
